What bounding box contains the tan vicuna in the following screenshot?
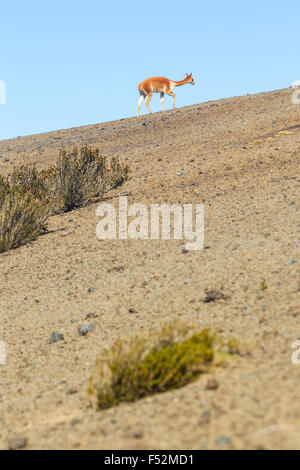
[137,73,195,117]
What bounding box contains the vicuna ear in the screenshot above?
[186,73,188,77]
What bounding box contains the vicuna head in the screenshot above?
[186,73,195,85]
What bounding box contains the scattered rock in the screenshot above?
[7,435,28,450]
[108,266,125,273]
[49,331,64,344]
[85,313,97,320]
[129,308,138,314]
[205,378,219,390]
[87,287,95,293]
[78,324,93,336]
[285,259,295,265]
[203,289,228,303]
[216,436,231,447]
[132,430,144,439]
[199,410,211,425]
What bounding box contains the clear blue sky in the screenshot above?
[1,0,299,140]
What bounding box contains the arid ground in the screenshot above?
[0,87,300,450]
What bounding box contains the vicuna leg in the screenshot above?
[166,91,175,108]
[145,92,153,114]
[137,94,144,117]
[160,92,164,112]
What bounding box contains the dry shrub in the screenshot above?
[9,147,130,213]
[48,147,130,212]
[0,189,50,253]
[0,175,9,207]
[0,146,129,253]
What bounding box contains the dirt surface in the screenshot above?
[1,88,300,450]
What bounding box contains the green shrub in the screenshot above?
[0,189,50,253]
[88,321,231,410]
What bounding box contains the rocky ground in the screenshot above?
[0,87,300,449]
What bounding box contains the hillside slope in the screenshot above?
[1,88,300,450]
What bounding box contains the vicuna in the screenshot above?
[137,73,195,117]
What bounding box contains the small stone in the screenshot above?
[49,331,64,344]
[85,313,96,320]
[7,435,28,450]
[70,418,81,426]
[71,318,78,324]
[78,324,93,336]
[87,287,95,293]
[286,259,295,265]
[205,378,219,390]
[203,289,228,303]
[129,308,138,314]
[182,248,189,254]
[199,410,211,425]
[216,436,231,447]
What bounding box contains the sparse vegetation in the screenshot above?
[87,320,234,410]
[0,188,50,253]
[49,147,129,212]
[260,277,268,290]
[8,147,130,213]
[0,175,10,207]
[0,146,130,253]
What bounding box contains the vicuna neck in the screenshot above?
[172,77,189,87]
